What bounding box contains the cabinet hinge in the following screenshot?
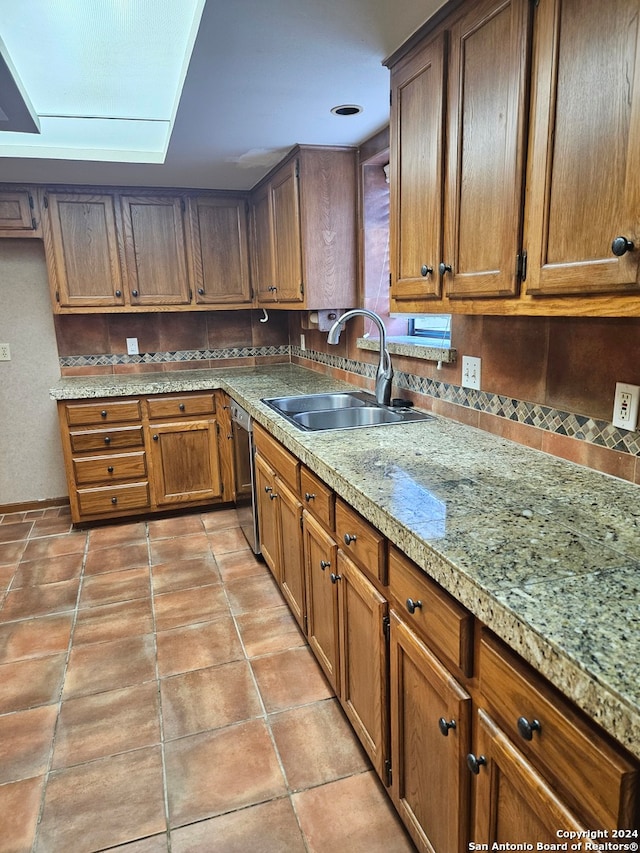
[32,217,37,230]
[300,515,303,530]
[28,194,34,209]
[295,159,300,179]
[216,422,220,435]
[389,90,392,107]
[55,290,60,303]
[389,273,392,289]
[383,614,390,641]
[43,195,49,209]
[180,198,186,213]
[384,758,392,787]
[300,281,304,296]
[517,250,528,281]
[189,289,193,301]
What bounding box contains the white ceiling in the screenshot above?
[0,0,445,191]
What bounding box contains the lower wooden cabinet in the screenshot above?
[57,391,233,523]
[303,510,340,690]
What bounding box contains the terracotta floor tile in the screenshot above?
[151,554,220,594]
[156,617,243,678]
[225,572,284,616]
[292,771,415,853]
[79,566,150,608]
[36,747,166,852]
[147,514,205,539]
[29,516,74,538]
[63,634,156,699]
[73,598,154,645]
[207,526,249,556]
[0,540,27,566]
[0,521,34,543]
[150,532,213,566]
[84,542,149,576]
[270,698,370,791]
[154,584,230,631]
[201,507,240,533]
[108,835,169,852]
[88,521,148,550]
[170,798,306,853]
[165,719,287,828]
[1,578,80,621]
[236,604,306,658]
[0,655,66,713]
[251,647,333,713]
[215,549,267,583]
[20,532,87,562]
[1,512,26,523]
[0,705,58,784]
[0,776,44,853]
[12,553,84,587]
[52,682,161,769]
[161,660,262,740]
[0,563,17,590]
[0,614,73,664]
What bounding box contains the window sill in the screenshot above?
[357,336,457,364]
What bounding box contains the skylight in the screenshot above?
[0,0,206,163]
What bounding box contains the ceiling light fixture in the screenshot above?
[331,104,363,116]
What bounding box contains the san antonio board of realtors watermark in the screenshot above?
[468,829,639,852]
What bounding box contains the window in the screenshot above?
[406,315,451,348]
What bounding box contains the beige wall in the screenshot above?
[0,240,67,506]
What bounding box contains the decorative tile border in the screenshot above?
[59,345,290,369]
[293,346,640,458]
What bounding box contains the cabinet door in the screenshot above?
[188,197,252,305]
[148,419,222,506]
[255,453,280,581]
[525,0,640,296]
[389,33,445,303]
[390,610,471,853]
[43,192,125,308]
[250,182,276,302]
[270,159,304,303]
[0,190,37,235]
[443,0,532,299]
[303,510,340,692]
[337,550,389,781]
[277,477,306,632]
[120,195,191,305]
[471,708,587,843]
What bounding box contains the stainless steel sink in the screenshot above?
[262,391,434,431]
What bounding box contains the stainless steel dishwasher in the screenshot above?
[229,399,260,555]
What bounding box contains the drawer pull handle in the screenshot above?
[517,716,542,741]
[406,598,422,614]
[466,753,486,775]
[198,287,205,295]
[115,289,122,298]
[100,410,108,418]
[269,492,279,500]
[264,486,273,493]
[179,403,185,411]
[438,717,456,737]
[344,533,357,545]
[132,289,139,298]
[330,572,342,584]
[104,436,111,445]
[107,466,114,473]
[320,560,331,570]
[611,235,634,256]
[420,264,433,277]
[152,434,159,441]
[305,492,316,501]
[439,261,452,276]
[111,496,118,505]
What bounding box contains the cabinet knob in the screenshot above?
[406,598,422,614]
[101,410,108,418]
[268,286,277,292]
[269,492,279,500]
[466,753,487,775]
[264,485,273,493]
[304,492,316,501]
[438,717,456,737]
[343,533,357,545]
[611,236,634,256]
[115,290,122,298]
[179,403,185,411]
[198,287,205,295]
[517,716,542,741]
[107,466,114,473]
[104,436,111,444]
[439,262,452,276]
[330,572,342,584]
[320,560,331,570]
[132,289,139,298]
[152,434,159,441]
[111,496,118,505]
[420,264,433,277]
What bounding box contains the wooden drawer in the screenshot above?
[300,466,334,531]
[77,482,150,516]
[479,632,639,828]
[254,423,299,492]
[65,399,141,426]
[388,545,473,676]
[70,425,145,453]
[147,393,215,419]
[335,498,385,584]
[73,451,147,485]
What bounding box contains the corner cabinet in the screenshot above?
[249,145,358,310]
[0,187,41,237]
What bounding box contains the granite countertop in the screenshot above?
[51,364,640,759]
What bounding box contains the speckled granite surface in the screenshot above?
[50,364,640,759]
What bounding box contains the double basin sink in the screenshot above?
[262,391,434,431]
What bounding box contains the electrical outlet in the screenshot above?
[612,382,640,430]
[461,356,481,390]
[300,333,306,351]
[126,337,139,356]
[0,343,10,361]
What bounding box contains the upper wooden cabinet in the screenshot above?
[249,145,358,310]
[388,0,640,315]
[0,188,40,237]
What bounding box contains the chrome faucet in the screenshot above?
[327,309,393,406]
